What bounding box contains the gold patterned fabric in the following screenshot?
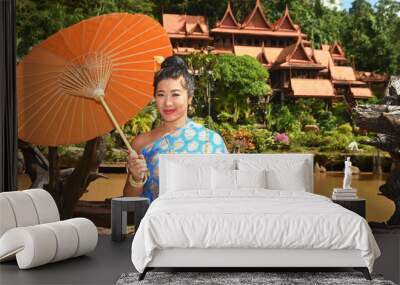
[141,119,228,202]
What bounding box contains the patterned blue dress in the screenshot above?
[141,119,228,202]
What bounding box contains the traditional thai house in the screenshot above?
[162,0,373,101]
[211,2,304,53]
[355,71,389,96]
[162,14,212,55]
[326,42,349,66]
[322,42,372,100]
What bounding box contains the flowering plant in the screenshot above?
[274,133,290,145]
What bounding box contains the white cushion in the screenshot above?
[0,196,17,237]
[0,191,39,228]
[0,189,60,238]
[0,218,97,269]
[0,226,57,268]
[42,221,79,262]
[66,218,98,257]
[159,154,313,194]
[212,168,237,190]
[167,163,212,191]
[266,167,307,191]
[238,159,309,191]
[236,169,267,189]
[24,189,60,223]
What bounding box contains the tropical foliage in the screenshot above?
[17,0,400,74]
[16,0,396,160]
[16,0,155,60]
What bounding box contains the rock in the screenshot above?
[303,124,320,133]
[351,166,360,175]
[353,76,400,225]
[314,162,326,173]
[59,146,84,167]
[314,163,321,173]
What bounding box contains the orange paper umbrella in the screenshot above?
[17,13,172,155]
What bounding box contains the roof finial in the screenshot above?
[217,0,240,28]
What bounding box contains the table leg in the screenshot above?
[121,209,127,240]
[134,202,149,234]
[111,201,122,242]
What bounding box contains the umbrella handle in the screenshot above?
[98,96,136,155]
[98,96,149,181]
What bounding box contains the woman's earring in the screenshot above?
[188,104,195,116]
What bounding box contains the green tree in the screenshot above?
[16,0,155,59]
[211,55,270,124]
[372,0,400,74]
[185,53,218,118]
[342,0,400,74]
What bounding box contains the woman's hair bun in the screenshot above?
[161,55,188,70]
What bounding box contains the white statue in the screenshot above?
[343,157,352,190]
[348,141,359,151]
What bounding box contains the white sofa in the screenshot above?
[0,189,98,269]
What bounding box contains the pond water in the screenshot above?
[18,172,394,223]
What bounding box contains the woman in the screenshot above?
[123,56,228,202]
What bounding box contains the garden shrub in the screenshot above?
[320,130,352,152]
[316,109,337,131]
[337,123,353,134]
[293,132,324,148]
[253,129,274,153]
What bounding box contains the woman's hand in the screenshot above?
[126,153,148,182]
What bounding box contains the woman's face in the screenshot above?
[155,76,192,123]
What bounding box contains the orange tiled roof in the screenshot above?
[313,50,334,68]
[242,0,272,30]
[212,1,304,36]
[330,66,356,81]
[163,14,210,38]
[355,71,389,82]
[304,46,313,58]
[211,27,304,37]
[350,87,373,99]
[233,45,260,57]
[233,45,269,65]
[330,42,345,57]
[291,78,335,97]
[273,40,323,69]
[215,1,240,29]
[167,34,212,40]
[321,44,330,51]
[273,5,299,32]
[263,47,284,64]
[274,41,303,64]
[333,80,366,86]
[330,42,348,62]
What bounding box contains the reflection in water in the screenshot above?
[314,172,393,223]
[18,172,394,223]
